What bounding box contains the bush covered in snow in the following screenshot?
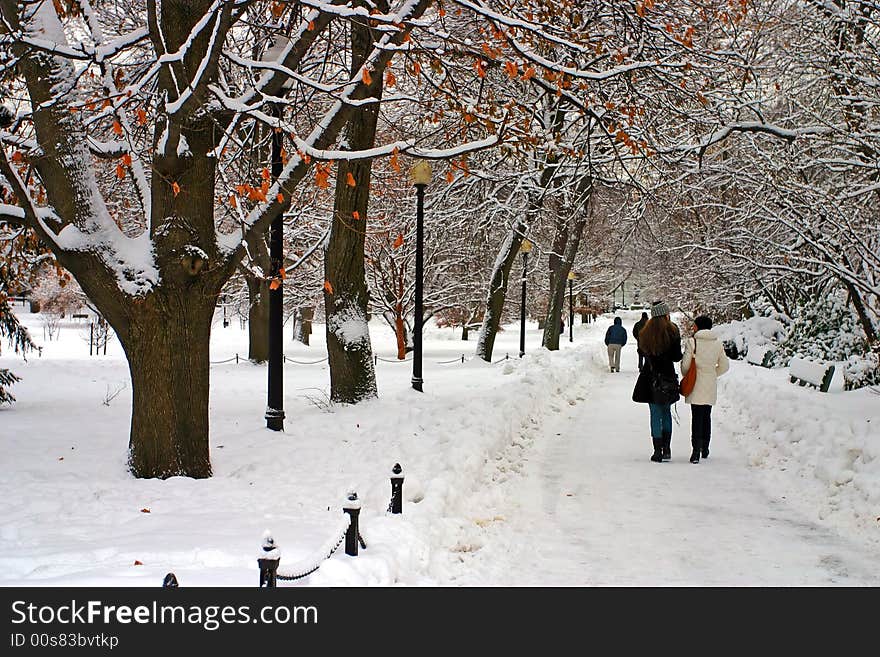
[713,309,788,361]
[770,290,867,365]
[843,345,880,391]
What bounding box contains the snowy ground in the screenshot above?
[1,308,878,586]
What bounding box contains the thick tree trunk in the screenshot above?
[120,294,215,479]
[476,226,526,362]
[245,233,271,362]
[543,188,590,350]
[248,281,270,362]
[323,3,383,402]
[293,306,313,345]
[542,218,571,352]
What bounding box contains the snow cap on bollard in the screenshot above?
[260,530,280,559]
[391,463,404,478]
[343,490,361,510]
[162,572,179,588]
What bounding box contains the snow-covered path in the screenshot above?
[447,318,880,586]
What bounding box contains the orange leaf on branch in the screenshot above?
[393,233,404,249]
[323,280,334,294]
[171,182,180,197]
[346,172,356,187]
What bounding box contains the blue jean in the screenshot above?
[648,403,672,438]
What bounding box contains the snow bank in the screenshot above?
[717,362,880,549]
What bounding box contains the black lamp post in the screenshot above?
[265,105,285,431]
[568,271,576,343]
[410,160,432,392]
[519,239,532,358]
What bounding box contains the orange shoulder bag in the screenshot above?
[680,338,697,396]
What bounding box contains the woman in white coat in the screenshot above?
[681,315,730,463]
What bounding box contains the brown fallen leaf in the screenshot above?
[140,508,151,513]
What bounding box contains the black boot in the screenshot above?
[662,432,671,461]
[650,437,663,463]
[701,436,710,459]
[690,438,701,464]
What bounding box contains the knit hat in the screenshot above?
[650,301,670,318]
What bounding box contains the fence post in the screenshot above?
[257,531,280,587]
[390,463,404,514]
[343,492,361,557]
[235,353,239,364]
[461,354,465,363]
[89,322,94,356]
[162,572,179,588]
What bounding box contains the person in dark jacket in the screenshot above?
[632,312,649,371]
[604,316,627,372]
[632,301,683,462]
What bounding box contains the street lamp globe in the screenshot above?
[568,271,576,281]
[410,160,433,186]
[520,238,533,254]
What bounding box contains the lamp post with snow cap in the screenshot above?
[519,239,532,358]
[410,160,432,392]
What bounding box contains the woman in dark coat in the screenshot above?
[632,301,683,462]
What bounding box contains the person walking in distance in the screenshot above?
[632,301,682,462]
[604,316,627,372]
[632,311,649,371]
[681,315,730,463]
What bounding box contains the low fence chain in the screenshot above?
[164,466,405,587]
[375,355,413,363]
[273,516,352,583]
[284,357,329,365]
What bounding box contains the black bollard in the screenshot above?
[257,532,280,587]
[343,492,361,557]
[390,463,404,514]
[162,572,179,588]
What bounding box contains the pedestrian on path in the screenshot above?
[681,314,730,463]
[632,301,682,462]
[604,316,627,372]
[632,311,649,371]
